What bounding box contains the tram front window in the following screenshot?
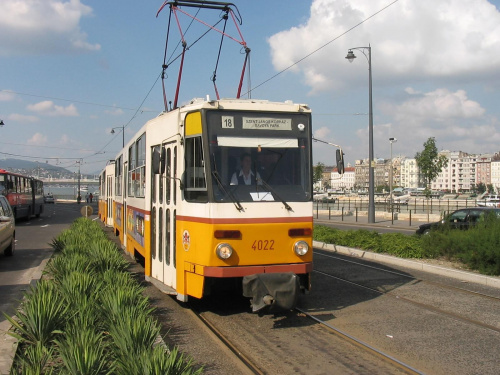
[210,144,311,203]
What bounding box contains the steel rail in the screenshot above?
[315,251,500,301]
[295,307,424,375]
[188,304,265,375]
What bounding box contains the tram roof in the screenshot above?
[168,97,312,114]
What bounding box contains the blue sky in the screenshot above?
[1,0,500,174]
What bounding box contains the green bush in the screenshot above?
[314,221,500,276]
[9,217,202,374]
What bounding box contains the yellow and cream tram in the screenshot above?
[99,97,333,311]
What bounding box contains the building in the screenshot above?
[431,151,476,193]
[329,166,355,191]
[400,158,420,189]
[491,160,500,193]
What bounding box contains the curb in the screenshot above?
[313,240,500,289]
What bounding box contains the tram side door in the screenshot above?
[106,175,113,225]
[123,162,128,249]
[151,142,177,288]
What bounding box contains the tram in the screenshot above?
[98,1,344,311]
[0,169,44,219]
[98,97,343,311]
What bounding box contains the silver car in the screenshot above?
[0,195,15,256]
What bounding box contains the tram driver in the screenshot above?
[230,152,262,186]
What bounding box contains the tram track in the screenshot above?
[188,303,265,375]
[314,251,500,334]
[316,250,500,301]
[295,307,424,375]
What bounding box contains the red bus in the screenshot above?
[0,169,44,219]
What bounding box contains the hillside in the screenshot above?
[0,158,94,179]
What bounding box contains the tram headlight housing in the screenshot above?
[294,240,309,256]
[216,243,233,260]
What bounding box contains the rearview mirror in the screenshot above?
[336,149,345,174]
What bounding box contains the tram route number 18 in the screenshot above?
[222,116,234,129]
[252,239,275,251]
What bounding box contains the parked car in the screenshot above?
[0,195,15,256]
[416,207,500,235]
[44,194,55,204]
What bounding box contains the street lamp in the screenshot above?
[111,126,125,148]
[346,44,374,223]
[389,137,397,210]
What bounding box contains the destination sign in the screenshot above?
[242,117,292,130]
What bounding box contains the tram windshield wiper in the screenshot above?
[212,170,244,211]
[257,177,292,211]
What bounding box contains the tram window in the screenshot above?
[159,163,164,204]
[166,148,171,205]
[151,207,156,260]
[173,210,176,268]
[166,208,170,265]
[128,145,135,196]
[137,135,146,197]
[174,146,177,205]
[185,137,208,202]
[115,155,123,196]
[158,208,163,262]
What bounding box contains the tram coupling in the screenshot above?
[242,272,300,313]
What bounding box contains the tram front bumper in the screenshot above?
[242,272,300,313]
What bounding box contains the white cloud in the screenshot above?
[371,88,497,159]
[8,113,39,122]
[314,126,331,139]
[0,91,17,101]
[27,100,78,116]
[268,0,500,93]
[383,88,485,122]
[105,108,124,116]
[59,134,70,145]
[27,132,48,145]
[0,0,100,56]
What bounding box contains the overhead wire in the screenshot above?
[3,0,399,172]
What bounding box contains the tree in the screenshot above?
[487,184,495,194]
[476,182,486,194]
[415,137,448,197]
[313,162,325,186]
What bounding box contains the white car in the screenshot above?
[0,195,15,256]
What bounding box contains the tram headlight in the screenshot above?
[293,240,309,256]
[216,243,233,260]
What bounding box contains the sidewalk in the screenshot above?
[314,208,439,230]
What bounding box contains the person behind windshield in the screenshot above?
[230,152,262,185]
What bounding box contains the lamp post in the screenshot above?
[77,160,81,204]
[346,44,374,223]
[111,126,125,148]
[389,137,397,210]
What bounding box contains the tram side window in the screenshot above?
[115,155,123,196]
[128,145,135,196]
[0,175,6,195]
[184,136,208,202]
[127,133,146,198]
[137,135,146,197]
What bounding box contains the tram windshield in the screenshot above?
[206,111,312,204]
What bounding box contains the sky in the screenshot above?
[1,0,500,174]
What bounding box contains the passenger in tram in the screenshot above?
[230,152,262,185]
